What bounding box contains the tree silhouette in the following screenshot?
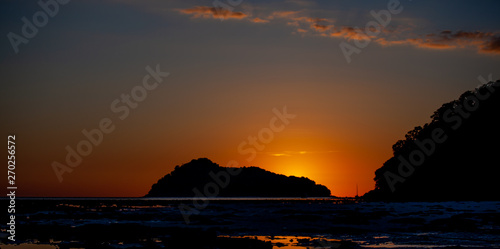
[146,158,331,197]
[365,80,500,201]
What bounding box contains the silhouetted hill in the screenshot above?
[364,80,500,201]
[145,158,331,197]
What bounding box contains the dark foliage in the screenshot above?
[145,158,331,197]
[365,80,500,201]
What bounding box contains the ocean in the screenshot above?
[1,198,499,248]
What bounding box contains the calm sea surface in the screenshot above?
[1,198,499,248]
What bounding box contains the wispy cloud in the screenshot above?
[270,153,292,157]
[174,5,500,56]
[325,26,380,41]
[267,10,335,33]
[268,10,301,19]
[268,150,336,157]
[178,6,247,20]
[251,17,270,23]
[375,30,500,55]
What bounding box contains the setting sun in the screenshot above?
[1,0,499,200]
[278,159,313,178]
[2,1,499,248]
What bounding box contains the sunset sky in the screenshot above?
[1,0,499,197]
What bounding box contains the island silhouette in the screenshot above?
[146,80,499,201]
[365,80,500,201]
[145,158,331,197]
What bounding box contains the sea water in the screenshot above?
[0,198,499,248]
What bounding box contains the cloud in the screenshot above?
[376,37,456,49]
[326,26,378,41]
[268,150,336,157]
[481,36,500,54]
[251,17,270,23]
[264,8,500,55]
[270,153,292,157]
[268,10,301,19]
[177,5,335,37]
[374,30,500,55]
[296,17,333,32]
[268,11,335,34]
[174,4,500,56]
[312,23,330,32]
[178,6,247,20]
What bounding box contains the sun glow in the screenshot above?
[281,163,311,178]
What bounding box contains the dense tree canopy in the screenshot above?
[146,158,331,197]
[365,80,500,201]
